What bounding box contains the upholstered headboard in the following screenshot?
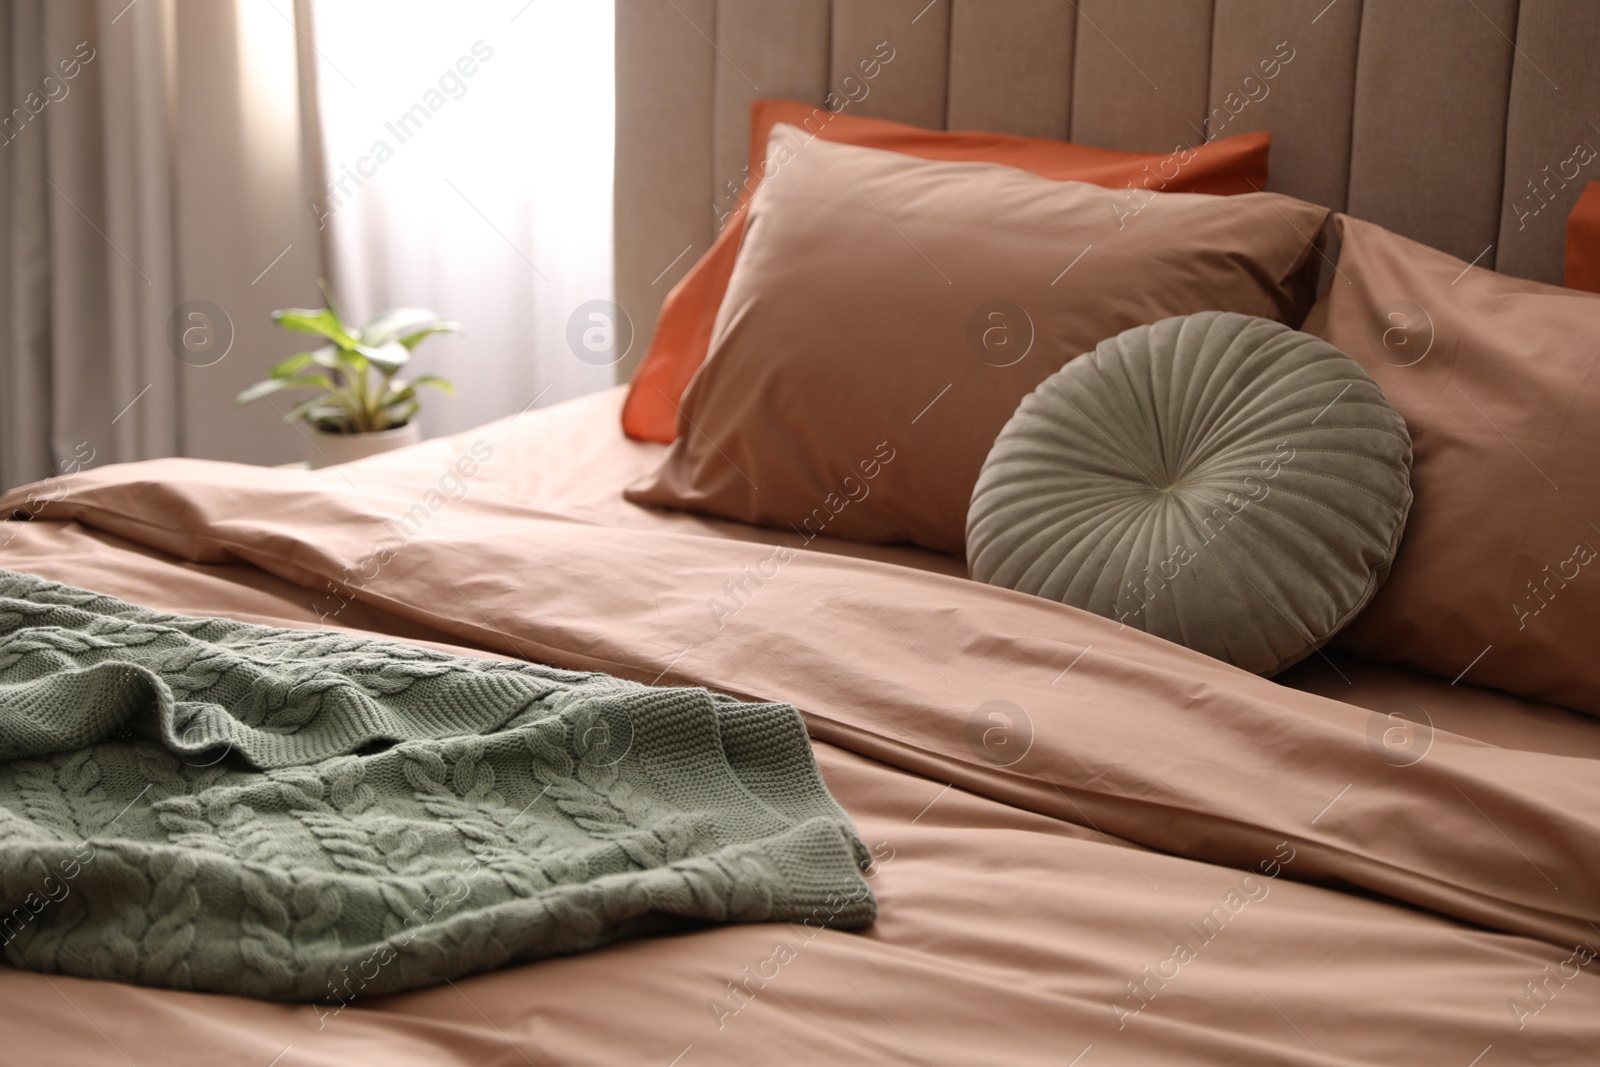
[613,0,1600,379]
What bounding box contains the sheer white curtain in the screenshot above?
[309,0,615,439]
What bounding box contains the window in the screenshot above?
[310,0,615,436]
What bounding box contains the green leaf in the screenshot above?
[378,374,453,413]
[282,395,324,423]
[271,306,355,346]
[360,342,410,376]
[267,357,337,392]
[397,323,463,351]
[275,345,347,380]
[359,308,463,349]
[285,395,350,428]
[381,399,420,429]
[334,346,370,376]
[308,344,344,371]
[410,373,454,394]
[379,383,417,408]
[236,377,335,405]
[270,353,316,379]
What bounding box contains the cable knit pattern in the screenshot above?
[0,569,874,1000]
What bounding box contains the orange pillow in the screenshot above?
[621,100,1273,443]
[1567,181,1600,294]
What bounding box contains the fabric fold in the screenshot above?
[6,458,1600,961]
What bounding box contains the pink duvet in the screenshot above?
[1,388,1597,1065]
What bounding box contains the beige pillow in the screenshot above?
[626,126,1331,555]
[1307,214,1600,714]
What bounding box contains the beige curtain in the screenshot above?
[0,0,328,491]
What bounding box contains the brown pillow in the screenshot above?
[1305,214,1600,714]
[626,126,1331,555]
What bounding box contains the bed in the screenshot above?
[4,1,1600,1064]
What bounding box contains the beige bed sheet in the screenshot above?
[1,388,1597,1065]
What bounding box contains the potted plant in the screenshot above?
[238,289,462,468]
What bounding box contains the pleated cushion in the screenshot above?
[967,312,1413,675]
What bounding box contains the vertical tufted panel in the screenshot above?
[614,0,1597,382]
[614,0,717,378]
[1069,0,1215,151]
[1209,0,1363,211]
[712,0,830,228]
[1496,0,1600,285]
[829,0,950,128]
[946,0,1075,138]
[1347,0,1517,266]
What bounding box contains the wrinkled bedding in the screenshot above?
[1,387,1597,1065]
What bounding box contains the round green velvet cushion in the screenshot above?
[966,312,1413,675]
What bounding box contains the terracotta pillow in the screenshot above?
[620,99,1274,443]
[625,128,1330,556]
[1305,214,1600,715]
[1568,181,1600,294]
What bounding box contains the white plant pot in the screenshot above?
[305,422,421,469]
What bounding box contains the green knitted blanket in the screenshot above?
[0,569,874,1001]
